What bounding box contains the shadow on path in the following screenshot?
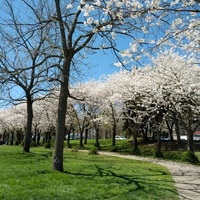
[98,151,200,200]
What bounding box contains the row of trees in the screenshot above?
[0,49,199,156]
[0,0,199,171]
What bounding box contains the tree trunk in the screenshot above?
[84,128,89,145]
[174,114,181,144]
[67,131,71,148]
[23,95,33,152]
[156,130,162,157]
[133,134,138,149]
[156,121,164,158]
[3,131,6,144]
[133,133,139,154]
[53,81,69,172]
[10,131,14,145]
[142,126,149,142]
[79,131,84,148]
[166,119,174,141]
[16,130,21,145]
[37,131,41,146]
[111,105,117,147]
[112,121,117,147]
[53,0,72,172]
[94,125,101,150]
[187,129,194,153]
[47,131,51,148]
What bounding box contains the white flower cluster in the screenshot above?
[65,0,200,68]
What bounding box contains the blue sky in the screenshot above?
[83,51,120,81]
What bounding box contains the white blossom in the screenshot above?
[135,55,141,60]
[111,31,116,39]
[66,4,73,9]
[94,0,101,6]
[82,4,94,16]
[114,62,122,67]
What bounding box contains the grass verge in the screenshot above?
[68,139,200,164]
[0,145,179,200]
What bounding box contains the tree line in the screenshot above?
[0,0,199,171]
[0,49,199,158]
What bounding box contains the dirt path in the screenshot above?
[99,151,200,200]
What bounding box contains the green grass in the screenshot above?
[68,139,200,164]
[0,145,179,200]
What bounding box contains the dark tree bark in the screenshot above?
[187,129,194,153]
[37,131,41,146]
[79,131,84,148]
[110,104,117,147]
[53,0,72,172]
[10,131,14,145]
[2,131,6,144]
[53,81,69,171]
[23,94,33,152]
[174,114,181,144]
[142,126,149,142]
[133,133,138,152]
[112,122,117,147]
[16,129,22,145]
[84,128,89,145]
[94,124,101,150]
[156,130,162,157]
[166,119,174,141]
[67,132,71,148]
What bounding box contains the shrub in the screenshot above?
[89,146,98,155]
[154,151,164,158]
[44,142,51,148]
[109,146,118,152]
[30,142,38,147]
[94,143,101,150]
[163,151,182,161]
[67,144,72,148]
[181,151,199,164]
[132,148,140,155]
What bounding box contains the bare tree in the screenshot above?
[0,1,59,152]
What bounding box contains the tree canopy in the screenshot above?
[0,0,199,171]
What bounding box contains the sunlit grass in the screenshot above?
[69,139,200,164]
[0,145,179,200]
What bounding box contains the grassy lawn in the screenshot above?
[68,139,200,163]
[0,145,179,200]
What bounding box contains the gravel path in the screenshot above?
[99,151,200,200]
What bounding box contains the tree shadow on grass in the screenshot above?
[64,163,179,199]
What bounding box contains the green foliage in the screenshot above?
[68,139,200,165]
[162,151,182,161]
[94,142,101,150]
[30,142,38,147]
[89,146,99,155]
[44,142,51,148]
[136,145,155,157]
[181,151,199,164]
[66,143,72,148]
[109,146,118,152]
[43,140,54,148]
[132,148,140,155]
[0,146,179,200]
[154,151,164,158]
